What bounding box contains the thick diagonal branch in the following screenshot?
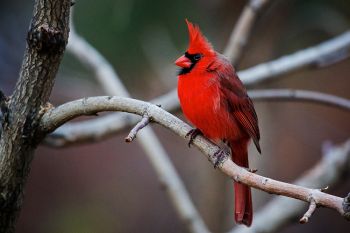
[229,140,350,233]
[45,88,350,147]
[40,96,350,221]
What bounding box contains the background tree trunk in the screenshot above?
[0,0,71,232]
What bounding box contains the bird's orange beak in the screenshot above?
[175,55,192,68]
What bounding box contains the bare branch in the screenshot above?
[125,115,150,142]
[239,31,350,85]
[40,96,349,221]
[229,140,350,233]
[249,89,350,110]
[299,197,316,224]
[45,88,350,146]
[223,0,270,65]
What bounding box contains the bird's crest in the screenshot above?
[185,19,215,56]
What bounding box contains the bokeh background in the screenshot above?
[1,0,350,232]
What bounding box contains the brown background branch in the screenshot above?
[0,0,71,232]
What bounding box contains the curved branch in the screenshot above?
[40,96,349,221]
[229,140,350,233]
[223,0,270,65]
[44,89,350,147]
[249,89,350,110]
[239,30,350,85]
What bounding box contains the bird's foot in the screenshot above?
[185,128,203,147]
[213,149,229,168]
[247,168,258,173]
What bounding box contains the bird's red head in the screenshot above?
[175,19,215,72]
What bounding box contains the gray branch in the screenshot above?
[45,88,350,146]
[223,0,271,65]
[125,115,150,142]
[229,140,350,233]
[40,96,350,222]
[250,89,350,110]
[239,30,350,85]
[299,198,317,224]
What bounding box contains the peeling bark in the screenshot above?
[0,0,71,232]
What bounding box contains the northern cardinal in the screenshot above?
[175,20,261,226]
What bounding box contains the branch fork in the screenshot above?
[299,195,317,224]
[125,114,151,143]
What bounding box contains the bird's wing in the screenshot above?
[226,94,261,153]
[208,57,261,153]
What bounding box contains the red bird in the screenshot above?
[175,20,261,226]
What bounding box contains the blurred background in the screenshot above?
[1,0,350,232]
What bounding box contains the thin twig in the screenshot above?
[299,197,317,224]
[249,89,350,110]
[40,96,349,220]
[125,115,150,142]
[67,14,210,233]
[229,140,350,233]
[223,0,270,65]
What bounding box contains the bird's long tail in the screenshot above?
[230,140,253,226]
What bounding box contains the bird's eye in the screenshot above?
[193,54,202,61]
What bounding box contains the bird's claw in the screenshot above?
[247,168,258,173]
[213,149,228,168]
[185,128,202,147]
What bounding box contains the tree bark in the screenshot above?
[0,0,71,232]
